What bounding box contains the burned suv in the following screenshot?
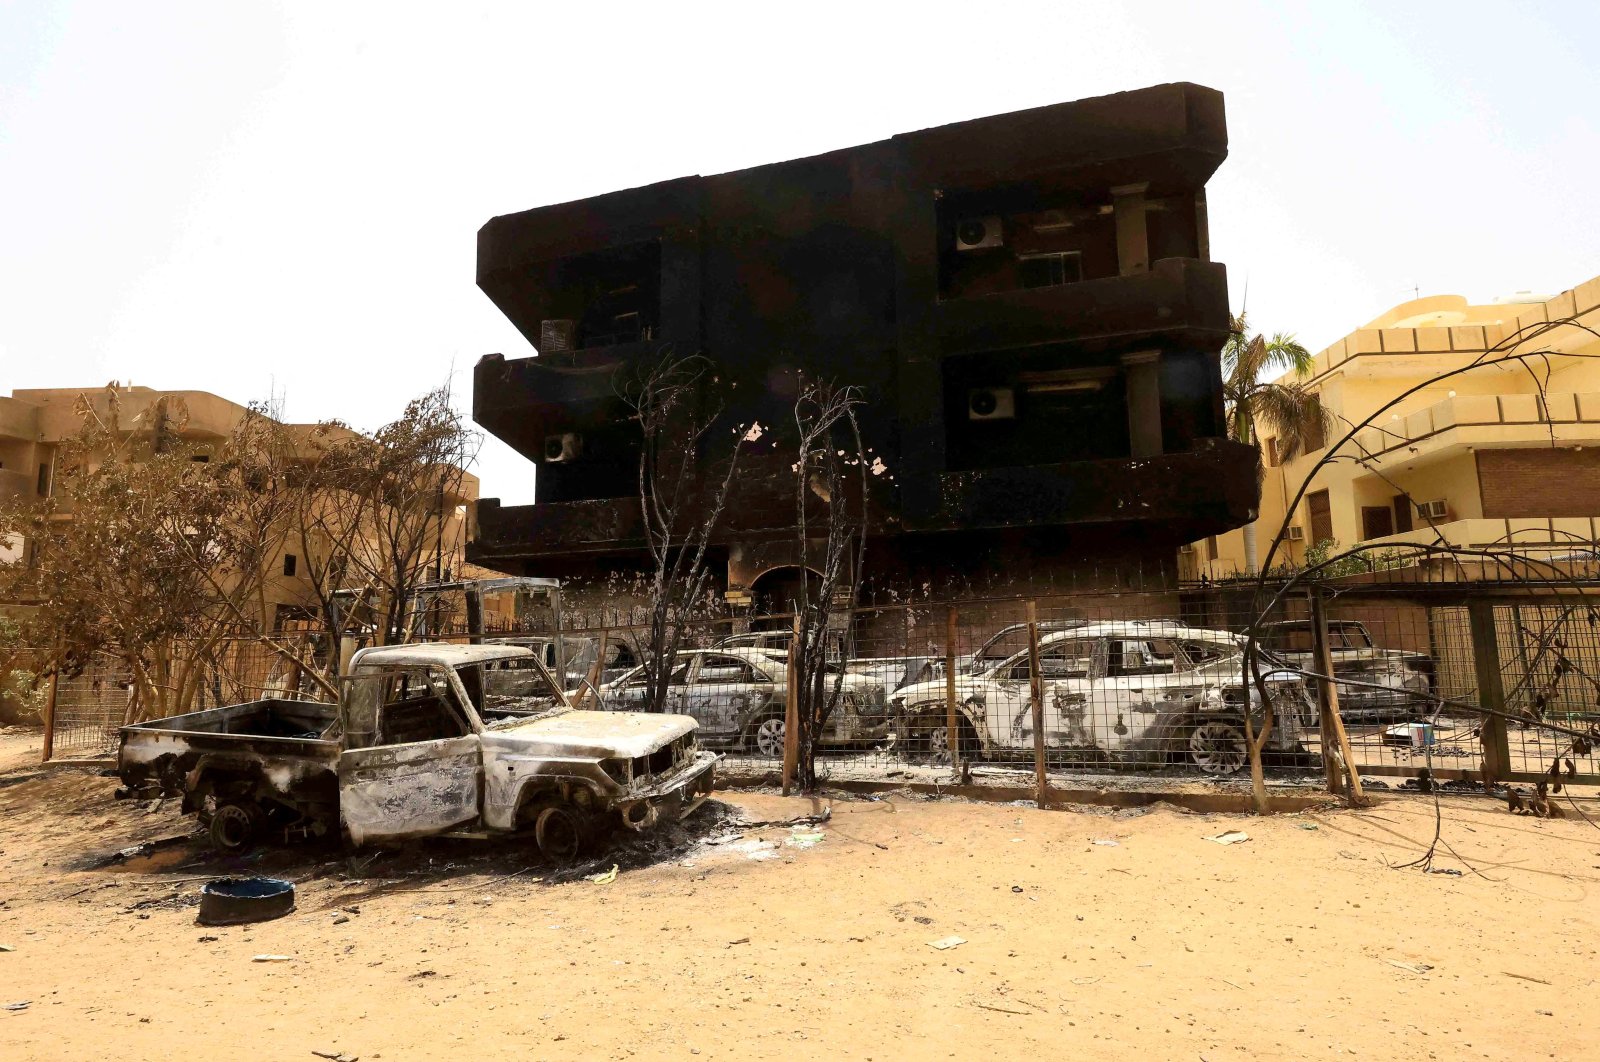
[1258,619,1432,721]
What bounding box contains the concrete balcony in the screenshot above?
[473,437,1260,565]
[930,257,1230,355]
[1364,517,1600,554]
[1352,391,1600,468]
[904,438,1258,537]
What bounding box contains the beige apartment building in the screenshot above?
[0,386,479,627]
[1184,273,1600,579]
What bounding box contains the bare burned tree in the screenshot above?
[791,379,870,792]
[622,353,745,713]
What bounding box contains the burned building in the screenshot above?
[470,83,1258,603]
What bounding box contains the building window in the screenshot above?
[1302,396,1326,453]
[1205,535,1219,561]
[1360,506,1394,541]
[191,454,210,463]
[1392,495,1413,533]
[1018,251,1084,289]
[36,463,50,497]
[1307,489,1333,544]
[282,554,298,577]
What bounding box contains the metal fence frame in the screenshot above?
[31,575,1600,807]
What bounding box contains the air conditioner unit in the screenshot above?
[967,387,1016,421]
[1178,543,1196,555]
[544,433,583,463]
[1417,499,1449,520]
[955,216,1004,252]
[1287,525,1306,541]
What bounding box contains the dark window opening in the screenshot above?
[282,554,298,577]
[1307,489,1333,544]
[1393,495,1413,534]
[1360,506,1394,541]
[36,463,50,497]
[937,192,1119,300]
[1302,396,1326,453]
[944,350,1130,469]
[191,454,210,463]
[1018,251,1083,289]
[546,241,662,351]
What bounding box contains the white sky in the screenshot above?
[3,1,1597,504]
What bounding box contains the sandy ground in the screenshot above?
[1,726,1597,1062]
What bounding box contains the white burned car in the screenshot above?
[589,647,890,756]
[891,621,1311,774]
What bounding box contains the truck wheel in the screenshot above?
[534,804,586,865]
[209,801,261,855]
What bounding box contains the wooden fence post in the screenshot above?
[1468,600,1510,789]
[40,651,60,764]
[573,626,608,710]
[945,606,961,781]
[1305,588,1369,806]
[1307,594,1341,796]
[782,613,800,796]
[1026,601,1047,808]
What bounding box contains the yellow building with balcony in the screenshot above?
[1184,274,1600,578]
[1,386,480,626]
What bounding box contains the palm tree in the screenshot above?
[1222,313,1330,574]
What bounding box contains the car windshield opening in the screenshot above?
[466,658,569,723]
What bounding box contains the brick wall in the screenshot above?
[1477,448,1600,518]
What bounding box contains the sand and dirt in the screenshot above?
[1,725,1595,1061]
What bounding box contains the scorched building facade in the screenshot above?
[469,83,1258,605]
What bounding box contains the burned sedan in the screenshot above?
[891,621,1312,774]
[588,647,890,756]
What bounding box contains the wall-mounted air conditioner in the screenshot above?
[955,216,1004,252]
[1286,525,1306,541]
[967,387,1016,421]
[1178,543,1196,554]
[544,433,583,463]
[1417,499,1449,520]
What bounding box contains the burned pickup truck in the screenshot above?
[116,643,716,862]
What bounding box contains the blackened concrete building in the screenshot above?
[470,83,1258,603]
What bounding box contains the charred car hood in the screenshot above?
[483,710,696,758]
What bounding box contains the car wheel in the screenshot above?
[1187,719,1248,775]
[924,707,978,762]
[748,715,786,759]
[208,801,261,855]
[534,804,586,865]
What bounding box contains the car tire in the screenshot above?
[745,714,786,759]
[920,705,979,762]
[534,804,587,866]
[1186,718,1249,775]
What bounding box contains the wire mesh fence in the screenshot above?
[39,634,327,761]
[32,578,1600,794]
[47,653,131,759]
